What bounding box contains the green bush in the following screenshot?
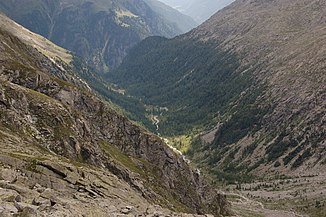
[292,148,313,168]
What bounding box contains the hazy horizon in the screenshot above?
[157,0,235,23]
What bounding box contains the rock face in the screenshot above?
[0,156,223,216]
[108,0,326,177]
[0,15,229,216]
[0,0,196,73]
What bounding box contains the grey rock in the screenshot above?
[32,197,50,206]
[120,206,136,215]
[0,188,19,202]
[33,184,45,193]
[0,205,18,214]
[0,169,18,183]
[0,209,11,217]
[146,206,162,215]
[14,202,25,212]
[20,207,37,217]
[14,202,38,213]
[39,188,52,199]
[15,195,22,202]
[108,205,117,213]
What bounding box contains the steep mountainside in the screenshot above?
[158,0,235,23]
[0,15,229,216]
[0,12,161,131]
[0,0,196,73]
[108,0,326,179]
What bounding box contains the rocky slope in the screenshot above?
[0,15,229,216]
[108,0,326,179]
[0,0,196,73]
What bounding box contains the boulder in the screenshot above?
[32,197,51,206]
[0,209,11,217]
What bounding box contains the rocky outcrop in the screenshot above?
[0,152,220,217]
[0,18,229,216]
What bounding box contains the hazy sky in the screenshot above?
[157,0,235,23]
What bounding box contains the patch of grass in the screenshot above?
[292,148,313,168]
[146,173,192,213]
[25,86,54,102]
[264,197,324,217]
[307,204,326,217]
[99,141,144,175]
[186,135,206,158]
[321,158,326,165]
[233,207,264,217]
[167,134,195,153]
[7,152,47,172]
[210,168,254,185]
[242,142,258,159]
[283,144,304,165]
[274,161,281,167]
[266,132,298,162]
[247,158,265,172]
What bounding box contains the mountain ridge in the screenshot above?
[0,0,197,73]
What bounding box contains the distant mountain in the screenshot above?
[108,0,326,178]
[0,0,196,73]
[144,0,198,32]
[0,13,228,216]
[158,0,235,23]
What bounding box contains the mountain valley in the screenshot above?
[0,0,325,216]
[107,1,326,215]
[109,0,326,178]
[0,13,229,216]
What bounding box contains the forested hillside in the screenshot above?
[108,0,326,178]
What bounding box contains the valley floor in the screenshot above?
[224,173,326,217]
